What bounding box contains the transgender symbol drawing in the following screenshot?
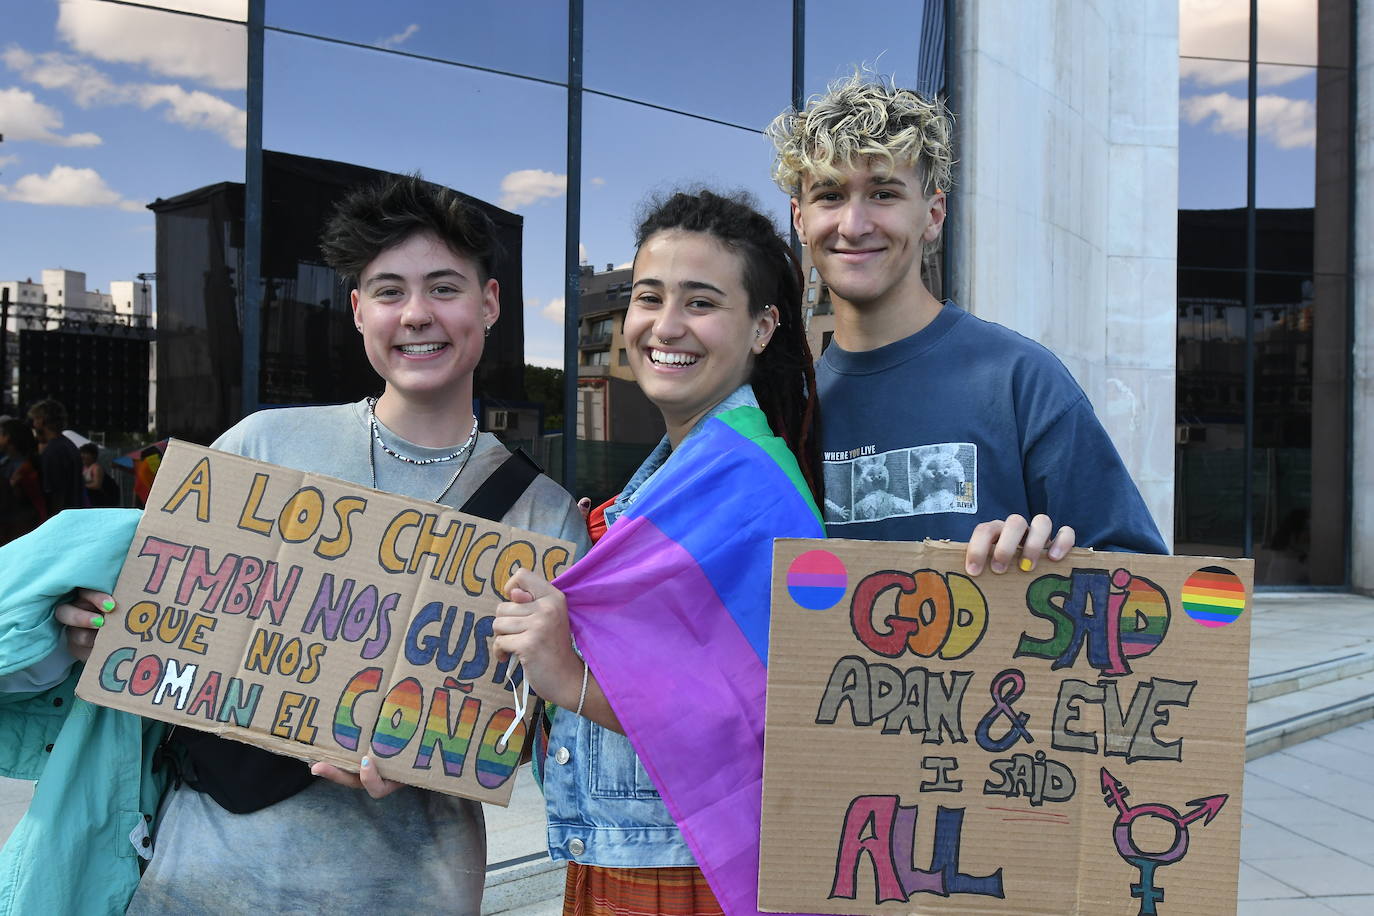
[1100,768,1228,916]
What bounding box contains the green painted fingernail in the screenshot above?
[101,599,115,611]
[91,615,105,628]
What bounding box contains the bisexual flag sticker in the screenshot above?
[786,549,848,611]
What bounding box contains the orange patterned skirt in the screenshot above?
[563,863,724,916]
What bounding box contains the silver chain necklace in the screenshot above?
[367,397,478,464]
[366,397,480,503]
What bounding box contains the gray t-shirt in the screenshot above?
[129,400,588,915]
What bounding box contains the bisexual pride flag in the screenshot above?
[553,405,824,916]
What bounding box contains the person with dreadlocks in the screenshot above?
[493,188,824,915]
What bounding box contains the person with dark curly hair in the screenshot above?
[50,174,589,914]
[494,188,825,915]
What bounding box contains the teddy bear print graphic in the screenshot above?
[822,443,977,525]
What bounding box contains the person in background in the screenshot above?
[27,398,85,514]
[78,442,114,507]
[0,417,47,541]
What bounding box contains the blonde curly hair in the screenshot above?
[767,73,955,198]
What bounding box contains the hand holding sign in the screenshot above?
[492,569,581,707]
[55,587,113,660]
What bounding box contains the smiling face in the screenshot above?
[350,231,499,409]
[625,230,777,445]
[791,158,945,314]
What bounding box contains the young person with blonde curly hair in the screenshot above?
[768,74,1166,560]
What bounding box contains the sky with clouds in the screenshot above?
[1178,0,1325,211]
[0,0,1335,370]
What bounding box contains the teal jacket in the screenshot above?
[0,509,167,916]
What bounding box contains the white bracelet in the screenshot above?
[574,660,589,718]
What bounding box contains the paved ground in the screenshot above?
[1239,720,1374,914]
[5,592,1374,914]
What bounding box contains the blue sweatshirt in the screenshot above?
[816,302,1167,554]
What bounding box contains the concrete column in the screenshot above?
[1354,3,1374,594]
[950,0,1179,546]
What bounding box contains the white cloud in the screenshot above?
[590,176,606,187]
[0,87,102,146]
[56,0,247,90]
[1180,0,1314,88]
[1181,91,1316,150]
[0,154,18,168]
[524,354,563,369]
[136,83,245,147]
[0,165,143,211]
[499,169,567,210]
[378,24,420,50]
[4,46,116,105]
[541,297,565,323]
[6,48,246,147]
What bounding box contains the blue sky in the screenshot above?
[0,0,937,369]
[0,0,1332,369]
[1178,0,1323,211]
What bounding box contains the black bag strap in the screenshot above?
[459,448,543,521]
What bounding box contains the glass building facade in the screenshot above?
[1,0,946,495]
[1176,0,1354,585]
[5,1,1360,587]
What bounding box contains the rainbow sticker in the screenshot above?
[1181,566,1247,627]
[787,550,848,610]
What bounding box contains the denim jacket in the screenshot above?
[542,385,758,867]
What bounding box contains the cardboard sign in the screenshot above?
[760,539,1252,915]
[76,441,576,805]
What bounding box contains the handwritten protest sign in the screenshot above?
[760,539,1251,915]
[76,441,575,805]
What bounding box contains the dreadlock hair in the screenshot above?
[634,188,823,509]
[319,172,501,289]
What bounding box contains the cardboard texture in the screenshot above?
[75,441,575,806]
[760,539,1252,915]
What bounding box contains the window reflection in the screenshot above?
[1179,0,1251,61]
[1175,269,1247,555]
[1257,0,1317,66]
[584,0,790,127]
[805,0,936,97]
[1254,65,1316,208]
[1,0,246,436]
[1249,271,1315,583]
[1179,59,1248,209]
[265,0,567,82]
